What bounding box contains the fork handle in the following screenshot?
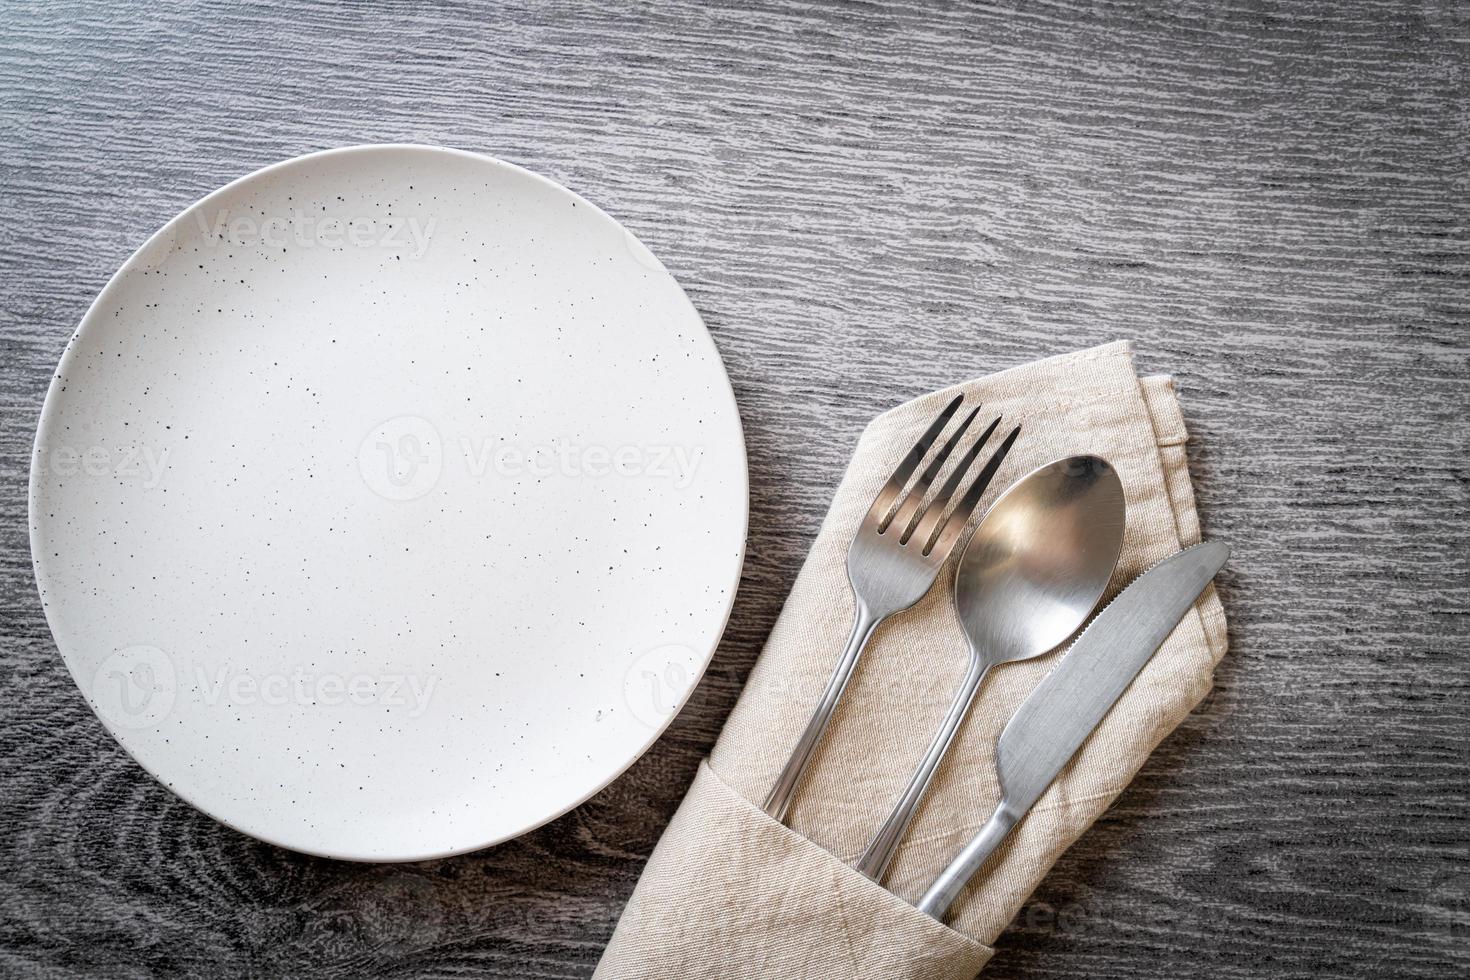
[762,603,881,823]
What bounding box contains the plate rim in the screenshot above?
[28,142,750,862]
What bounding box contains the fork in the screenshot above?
[762,396,1021,822]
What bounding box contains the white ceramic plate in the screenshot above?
[30,145,747,861]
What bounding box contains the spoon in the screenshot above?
[852,455,1125,882]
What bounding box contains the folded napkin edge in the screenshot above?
[694,759,997,964]
[869,339,1136,428]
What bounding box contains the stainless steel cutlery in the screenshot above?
[767,398,1228,927]
[915,541,1231,921]
[852,456,1126,881]
[762,396,1021,822]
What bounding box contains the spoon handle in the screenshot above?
[853,657,991,881]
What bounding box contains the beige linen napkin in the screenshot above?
[595,341,1229,979]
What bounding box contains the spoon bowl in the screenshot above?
[957,455,1126,670]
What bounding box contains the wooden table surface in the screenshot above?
[2,2,1466,977]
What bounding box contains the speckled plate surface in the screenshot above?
[29,145,747,861]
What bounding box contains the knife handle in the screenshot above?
[915,801,1020,922]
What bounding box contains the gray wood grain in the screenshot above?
[1,0,1466,977]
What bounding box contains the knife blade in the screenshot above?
[915,540,1230,921]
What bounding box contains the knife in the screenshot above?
[914,540,1230,922]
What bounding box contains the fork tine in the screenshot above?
[907,414,1001,548]
[924,424,1022,557]
[887,405,981,538]
[865,395,964,527]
